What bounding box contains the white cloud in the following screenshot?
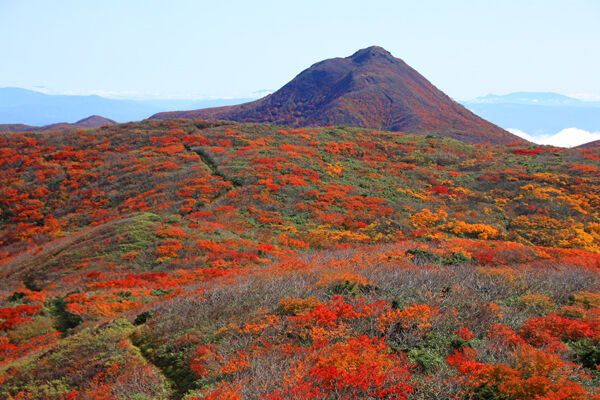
[508,127,600,148]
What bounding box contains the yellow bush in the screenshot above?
[517,293,554,311]
[448,220,500,239]
[278,297,321,316]
[476,267,521,288]
[316,270,371,288]
[7,315,55,344]
[410,208,447,229]
[571,291,600,309]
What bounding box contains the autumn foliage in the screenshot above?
[0,119,599,399]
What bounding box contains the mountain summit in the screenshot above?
[151,46,522,144]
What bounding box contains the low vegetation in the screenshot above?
[0,119,599,398]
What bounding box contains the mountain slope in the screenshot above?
[151,46,522,144]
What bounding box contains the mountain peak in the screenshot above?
[151,48,525,145]
[349,46,394,63]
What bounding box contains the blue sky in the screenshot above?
[1,0,599,100]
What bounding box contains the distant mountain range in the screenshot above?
[465,92,600,107]
[0,115,116,132]
[0,87,254,126]
[2,74,599,146]
[152,46,519,145]
[461,92,600,136]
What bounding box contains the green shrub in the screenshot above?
[443,252,471,265]
[406,249,440,264]
[7,291,26,302]
[47,295,83,334]
[407,348,443,372]
[134,311,154,326]
[570,340,600,369]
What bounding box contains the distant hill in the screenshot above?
[72,115,117,127]
[0,115,116,132]
[462,92,600,136]
[151,46,521,145]
[0,87,254,126]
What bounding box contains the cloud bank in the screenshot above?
[507,127,600,148]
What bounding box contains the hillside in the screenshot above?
[1,119,600,399]
[151,47,522,145]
